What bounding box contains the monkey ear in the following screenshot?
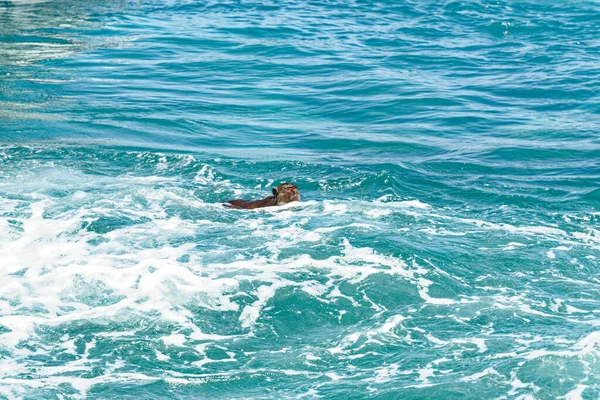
[272,188,278,195]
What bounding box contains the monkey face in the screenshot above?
[273,183,300,204]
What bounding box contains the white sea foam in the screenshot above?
[1,152,599,397]
[564,384,587,400]
[425,334,487,353]
[0,178,462,397]
[451,365,500,382]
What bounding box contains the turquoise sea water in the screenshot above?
[1,0,600,398]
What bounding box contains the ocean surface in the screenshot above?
[1,0,600,398]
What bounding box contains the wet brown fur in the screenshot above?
[225,183,300,210]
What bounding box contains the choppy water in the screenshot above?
[1,0,600,398]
